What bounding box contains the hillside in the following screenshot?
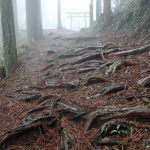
[96,0,150,42]
[0,31,150,150]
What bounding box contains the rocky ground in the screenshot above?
[0,30,150,150]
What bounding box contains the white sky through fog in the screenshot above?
[17,0,91,31]
[42,0,90,30]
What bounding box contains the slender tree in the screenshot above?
[1,0,18,75]
[12,0,19,42]
[96,0,102,21]
[57,0,62,30]
[90,0,94,27]
[26,0,43,40]
[103,0,111,25]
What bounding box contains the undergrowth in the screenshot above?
[96,0,150,40]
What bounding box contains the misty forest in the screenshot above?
[0,0,150,149]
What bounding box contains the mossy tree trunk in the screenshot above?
[26,0,43,40]
[1,0,18,75]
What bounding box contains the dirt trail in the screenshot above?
[0,31,150,150]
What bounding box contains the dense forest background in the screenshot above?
[0,0,150,67]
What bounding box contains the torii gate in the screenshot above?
[67,12,89,30]
[57,0,98,30]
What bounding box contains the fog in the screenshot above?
[17,0,90,31]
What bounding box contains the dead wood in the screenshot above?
[45,80,80,90]
[0,116,56,149]
[142,68,150,73]
[73,46,102,52]
[63,36,99,41]
[20,91,40,95]
[58,102,80,116]
[23,99,60,124]
[72,53,103,65]
[84,77,107,86]
[11,101,82,149]
[60,128,76,150]
[59,49,97,59]
[106,61,133,75]
[110,94,150,101]
[137,76,150,87]
[85,106,150,130]
[41,64,55,72]
[93,138,123,146]
[60,67,76,72]
[69,46,102,55]
[77,68,96,74]
[59,45,104,59]
[102,43,118,50]
[58,46,101,59]
[59,53,82,59]
[99,62,114,70]
[87,85,126,99]
[23,100,82,125]
[104,85,126,95]
[111,44,150,56]
[21,94,41,102]
[37,95,61,105]
[69,112,87,121]
[104,48,120,54]
[92,120,131,145]
[77,60,105,68]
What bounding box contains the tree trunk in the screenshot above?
[90,0,94,27]
[103,0,111,25]
[12,0,19,42]
[96,0,102,21]
[57,0,62,30]
[26,0,43,40]
[115,0,120,13]
[1,0,18,75]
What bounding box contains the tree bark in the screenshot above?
[111,44,150,56]
[90,0,94,27]
[26,0,43,40]
[103,0,111,25]
[1,0,18,75]
[57,0,62,30]
[12,0,19,42]
[96,0,102,21]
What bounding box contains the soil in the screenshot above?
[0,30,150,150]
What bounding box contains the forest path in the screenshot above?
[0,30,150,150]
[0,30,103,138]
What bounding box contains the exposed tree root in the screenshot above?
[45,80,80,90]
[41,64,55,72]
[84,77,107,86]
[21,94,41,102]
[77,67,96,74]
[106,60,133,75]
[92,120,131,146]
[111,44,150,56]
[72,53,103,65]
[0,116,57,149]
[137,76,150,87]
[104,85,126,95]
[85,106,150,130]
